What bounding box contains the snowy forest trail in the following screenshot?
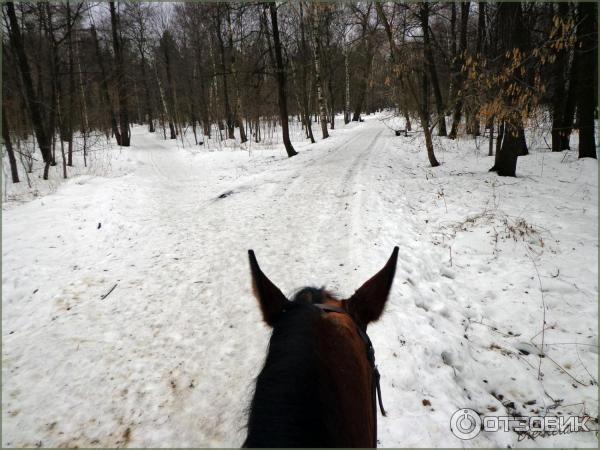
[2,117,597,448]
[2,118,420,448]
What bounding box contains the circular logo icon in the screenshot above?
[450,408,482,440]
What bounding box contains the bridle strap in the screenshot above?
[313,303,386,446]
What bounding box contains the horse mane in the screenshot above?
[244,287,336,447]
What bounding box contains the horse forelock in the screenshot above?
[291,286,336,305]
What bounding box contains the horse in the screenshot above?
[243,247,399,448]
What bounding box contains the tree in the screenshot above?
[574,2,597,159]
[294,1,316,143]
[212,5,235,140]
[4,1,54,179]
[2,103,20,183]
[489,3,528,176]
[90,22,121,142]
[448,2,469,139]
[312,2,329,139]
[109,1,130,146]
[351,2,376,122]
[421,2,447,136]
[125,3,156,133]
[376,1,439,167]
[225,4,248,143]
[159,30,179,139]
[267,2,297,157]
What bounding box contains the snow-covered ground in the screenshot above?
[2,115,598,447]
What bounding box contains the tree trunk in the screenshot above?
[109,1,130,146]
[298,2,315,143]
[550,2,569,152]
[325,10,335,130]
[66,2,75,166]
[476,2,485,55]
[139,51,155,133]
[575,2,597,158]
[421,69,439,167]
[491,121,521,176]
[225,6,248,144]
[312,3,329,139]
[561,22,578,152]
[449,2,469,139]
[352,18,374,122]
[75,28,89,166]
[5,1,53,179]
[90,24,121,143]
[162,34,178,140]
[191,32,210,138]
[344,46,351,124]
[447,3,457,109]
[153,62,173,140]
[421,2,447,136]
[2,105,20,183]
[489,3,529,176]
[44,3,59,167]
[207,38,224,139]
[488,118,494,156]
[466,1,486,137]
[352,51,373,122]
[214,8,235,140]
[55,85,67,179]
[268,3,297,157]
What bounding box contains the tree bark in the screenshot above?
[421,2,447,136]
[109,1,130,146]
[449,2,469,139]
[75,27,89,166]
[352,7,375,122]
[268,3,297,157]
[66,2,75,166]
[43,3,59,167]
[297,2,315,143]
[312,3,329,139]
[420,69,440,167]
[161,33,178,140]
[90,24,121,142]
[352,48,373,122]
[324,9,335,130]
[225,5,248,144]
[5,1,53,179]
[344,46,351,124]
[491,120,519,176]
[2,105,20,183]
[575,2,597,158]
[447,3,457,109]
[214,7,235,140]
[550,3,569,152]
[466,1,486,137]
[489,3,529,176]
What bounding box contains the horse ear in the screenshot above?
[248,250,290,326]
[346,247,399,327]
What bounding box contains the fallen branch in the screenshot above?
[100,283,118,300]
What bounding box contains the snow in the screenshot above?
[2,116,597,447]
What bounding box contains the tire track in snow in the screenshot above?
[232,124,387,296]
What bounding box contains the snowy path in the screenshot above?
[2,118,597,447]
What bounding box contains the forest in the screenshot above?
[2,1,597,183]
[1,2,598,448]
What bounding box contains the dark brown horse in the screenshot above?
[244,247,398,448]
